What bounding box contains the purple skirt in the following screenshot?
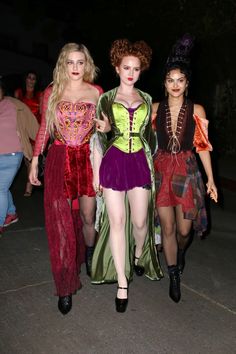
[100,146,151,191]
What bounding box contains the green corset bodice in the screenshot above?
[112,102,147,153]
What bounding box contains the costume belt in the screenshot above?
[114,132,140,140]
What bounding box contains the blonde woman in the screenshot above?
[29,43,103,314]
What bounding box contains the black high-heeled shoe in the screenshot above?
[115,285,128,313]
[134,256,145,276]
[58,294,72,315]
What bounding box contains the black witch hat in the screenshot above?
[166,33,195,67]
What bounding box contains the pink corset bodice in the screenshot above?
[55,101,96,146]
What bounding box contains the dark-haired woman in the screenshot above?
[15,71,42,196]
[15,71,42,123]
[91,39,163,313]
[153,35,217,303]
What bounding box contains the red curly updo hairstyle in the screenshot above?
[110,39,152,71]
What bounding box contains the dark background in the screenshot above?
[1,0,236,155]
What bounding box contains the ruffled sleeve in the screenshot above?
[193,114,213,152]
[33,85,52,156]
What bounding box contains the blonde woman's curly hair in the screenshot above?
[46,43,99,135]
[110,39,152,71]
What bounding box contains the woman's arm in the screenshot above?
[90,133,103,195]
[194,104,218,202]
[198,150,217,202]
[29,156,41,186]
[151,102,159,130]
[29,86,52,186]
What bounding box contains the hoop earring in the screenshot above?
[185,87,188,97]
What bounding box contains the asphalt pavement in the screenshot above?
[0,155,235,354]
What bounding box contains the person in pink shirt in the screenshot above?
[29,43,107,315]
[0,78,39,237]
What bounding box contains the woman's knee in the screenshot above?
[177,227,191,238]
[80,211,95,226]
[132,217,147,231]
[109,215,125,231]
[161,222,176,238]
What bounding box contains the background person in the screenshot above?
[15,70,43,197]
[0,78,39,237]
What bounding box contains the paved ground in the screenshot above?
[0,156,235,354]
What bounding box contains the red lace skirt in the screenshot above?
[56,141,95,199]
[43,142,95,296]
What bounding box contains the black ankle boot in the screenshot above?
[86,246,95,277]
[58,295,72,315]
[177,248,186,274]
[168,265,181,303]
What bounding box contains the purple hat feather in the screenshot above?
[167,33,194,66]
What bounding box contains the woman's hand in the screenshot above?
[94,112,111,133]
[93,175,103,197]
[29,156,42,186]
[206,179,218,203]
[198,150,218,203]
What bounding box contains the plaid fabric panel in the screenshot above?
[171,174,190,198]
[186,155,208,236]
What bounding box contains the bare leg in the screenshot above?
[127,187,150,263]
[157,206,177,266]
[103,188,127,299]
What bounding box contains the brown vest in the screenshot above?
[156,99,195,152]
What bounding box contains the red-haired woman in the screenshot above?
[91,39,163,313]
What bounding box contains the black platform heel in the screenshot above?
[58,294,72,315]
[134,255,145,276]
[115,282,129,313]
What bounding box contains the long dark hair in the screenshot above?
[21,70,41,97]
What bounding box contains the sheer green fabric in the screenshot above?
[91,87,163,283]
